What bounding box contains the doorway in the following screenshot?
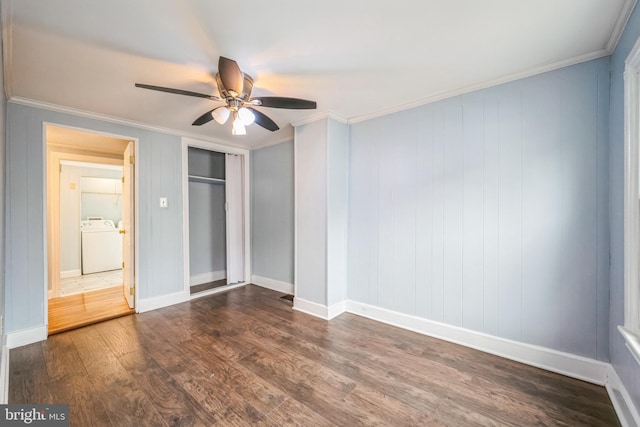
[183,139,248,297]
[45,124,136,334]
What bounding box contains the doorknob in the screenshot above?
[119,229,126,234]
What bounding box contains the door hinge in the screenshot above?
[129,155,135,165]
[122,262,125,269]
[130,287,135,296]
[122,176,125,183]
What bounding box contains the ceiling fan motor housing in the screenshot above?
[216,73,254,103]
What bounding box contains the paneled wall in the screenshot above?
[296,121,328,304]
[348,57,610,360]
[251,141,295,285]
[5,103,184,333]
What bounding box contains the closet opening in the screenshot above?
[185,144,246,296]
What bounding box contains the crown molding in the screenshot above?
[291,111,348,128]
[8,96,251,150]
[608,0,638,53]
[348,49,610,125]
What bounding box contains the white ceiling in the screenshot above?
[3,0,635,149]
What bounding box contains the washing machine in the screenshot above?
[80,219,123,274]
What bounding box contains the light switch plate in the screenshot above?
[159,197,168,208]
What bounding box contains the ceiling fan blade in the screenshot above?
[249,97,316,109]
[192,109,215,126]
[218,57,244,97]
[247,107,280,132]
[135,83,222,101]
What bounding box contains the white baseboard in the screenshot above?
[0,338,8,404]
[190,282,247,301]
[328,300,347,320]
[190,270,226,286]
[60,269,81,279]
[293,297,347,320]
[346,300,610,385]
[6,325,48,349]
[137,290,190,313]
[251,275,294,294]
[607,365,640,427]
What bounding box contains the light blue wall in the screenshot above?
[348,57,610,361]
[189,181,226,277]
[327,119,349,305]
[5,103,184,333]
[610,1,640,412]
[296,121,328,304]
[250,141,294,285]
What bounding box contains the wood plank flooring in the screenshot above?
[13,285,619,426]
[48,285,134,335]
[190,278,227,295]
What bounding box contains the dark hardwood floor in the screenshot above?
[10,285,620,426]
[190,278,227,295]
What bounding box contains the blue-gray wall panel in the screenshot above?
[5,103,184,333]
[610,0,640,411]
[189,181,226,277]
[348,57,610,360]
[250,141,294,285]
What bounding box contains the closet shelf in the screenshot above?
[188,175,226,185]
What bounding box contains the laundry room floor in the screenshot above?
[60,270,123,296]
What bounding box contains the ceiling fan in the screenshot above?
[135,56,317,135]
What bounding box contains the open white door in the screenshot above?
[225,154,245,284]
[122,142,135,308]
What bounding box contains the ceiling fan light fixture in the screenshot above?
[232,113,246,135]
[238,107,255,126]
[212,106,230,124]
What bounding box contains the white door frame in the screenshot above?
[43,122,140,330]
[181,137,251,298]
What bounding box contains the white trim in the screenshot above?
[607,0,638,53]
[189,282,246,301]
[0,343,8,404]
[291,112,348,128]
[346,300,610,385]
[607,364,640,427]
[190,270,226,286]
[10,97,248,150]
[293,297,347,320]
[137,290,190,313]
[293,126,298,300]
[60,160,122,171]
[251,275,294,294]
[348,50,609,125]
[293,297,329,319]
[327,300,347,320]
[60,269,81,279]
[6,325,47,349]
[619,326,640,367]
[622,35,640,361]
